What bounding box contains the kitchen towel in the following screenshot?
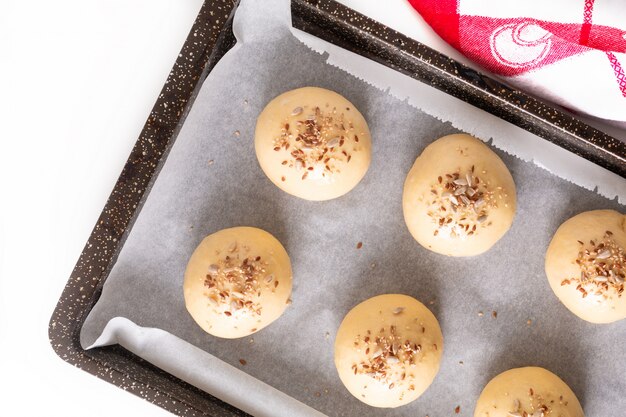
[408,0,626,124]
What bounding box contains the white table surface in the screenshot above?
[0,1,468,415]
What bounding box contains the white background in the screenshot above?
[0,1,462,415]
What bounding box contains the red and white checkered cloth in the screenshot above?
[408,0,626,124]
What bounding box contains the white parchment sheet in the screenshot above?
[81,0,626,416]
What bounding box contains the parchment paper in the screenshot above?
[81,0,626,416]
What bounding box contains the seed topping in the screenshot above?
[561,231,625,299]
[508,389,552,417]
[203,244,277,317]
[272,104,361,180]
[350,325,426,389]
[427,168,499,238]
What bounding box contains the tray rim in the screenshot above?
[49,1,625,416]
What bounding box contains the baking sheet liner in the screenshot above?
[81,0,626,416]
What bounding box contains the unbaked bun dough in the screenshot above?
[474,367,584,417]
[545,209,625,324]
[334,294,443,408]
[403,134,516,257]
[255,87,372,201]
[184,227,292,338]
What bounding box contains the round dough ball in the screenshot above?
[184,227,292,338]
[255,87,372,201]
[474,367,584,417]
[334,294,443,408]
[545,209,626,324]
[403,133,516,256]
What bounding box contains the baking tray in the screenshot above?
[49,1,626,416]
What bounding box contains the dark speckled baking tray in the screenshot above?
[49,1,626,416]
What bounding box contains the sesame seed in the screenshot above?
[327,137,340,148]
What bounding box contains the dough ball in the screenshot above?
[474,367,584,417]
[184,227,292,338]
[255,87,372,201]
[403,134,516,257]
[334,294,443,408]
[545,209,626,324]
